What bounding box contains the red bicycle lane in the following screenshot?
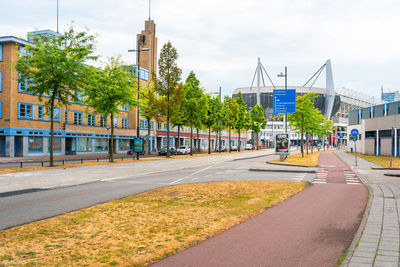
[151,151,368,267]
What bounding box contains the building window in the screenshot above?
[76,137,92,151]
[164,123,168,131]
[0,44,3,61]
[18,103,33,119]
[113,117,118,128]
[122,103,129,112]
[370,107,374,118]
[100,115,107,127]
[48,137,62,153]
[157,122,162,130]
[74,90,83,103]
[88,114,96,126]
[18,73,30,93]
[38,106,44,120]
[0,71,2,92]
[0,101,2,118]
[150,121,154,130]
[73,112,83,125]
[95,139,109,151]
[122,118,128,129]
[119,139,130,151]
[65,110,69,123]
[47,107,61,122]
[28,136,43,153]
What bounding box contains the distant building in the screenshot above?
[381,88,400,103]
[348,101,400,156]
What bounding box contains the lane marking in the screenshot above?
[171,162,220,184]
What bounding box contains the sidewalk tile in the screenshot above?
[375,255,398,262]
[377,250,399,257]
[348,263,372,267]
[349,256,374,264]
[374,261,399,267]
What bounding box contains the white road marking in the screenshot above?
[171,162,220,184]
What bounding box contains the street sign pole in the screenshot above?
[355,138,357,166]
[390,127,394,168]
[350,129,359,166]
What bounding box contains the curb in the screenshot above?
[384,173,400,177]
[372,167,400,170]
[266,161,317,168]
[249,168,316,173]
[334,151,372,267]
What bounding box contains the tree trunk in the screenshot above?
[256,132,259,150]
[238,130,241,152]
[49,98,55,167]
[301,131,304,158]
[208,127,211,154]
[228,127,231,152]
[167,117,170,157]
[177,125,181,148]
[306,133,309,155]
[110,113,114,162]
[190,123,193,155]
[147,118,151,155]
[197,128,200,153]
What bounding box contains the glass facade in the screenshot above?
[118,139,130,151]
[76,137,92,151]
[28,136,43,153]
[48,137,62,153]
[95,138,108,151]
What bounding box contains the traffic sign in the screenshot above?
[273,89,296,113]
[274,133,290,155]
[350,129,359,137]
[352,136,357,141]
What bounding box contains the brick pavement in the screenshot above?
[336,151,400,267]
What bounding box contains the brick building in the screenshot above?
[0,20,246,157]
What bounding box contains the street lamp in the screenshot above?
[277,66,288,133]
[128,35,149,160]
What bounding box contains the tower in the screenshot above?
[136,20,157,75]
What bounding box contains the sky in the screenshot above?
[1,0,400,99]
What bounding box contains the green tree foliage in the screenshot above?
[204,95,223,153]
[15,26,97,166]
[287,93,319,157]
[250,104,267,150]
[223,96,239,152]
[181,71,207,155]
[155,41,183,157]
[234,92,247,152]
[85,56,137,162]
[140,75,160,155]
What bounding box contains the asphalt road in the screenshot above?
[0,150,315,230]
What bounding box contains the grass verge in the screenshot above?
[269,151,322,167]
[336,248,349,266]
[345,152,400,168]
[0,180,306,266]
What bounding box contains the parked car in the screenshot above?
[158,147,177,155]
[245,143,253,150]
[177,146,190,155]
[216,146,227,152]
[231,145,238,151]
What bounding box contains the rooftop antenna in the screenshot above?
[57,0,59,33]
[148,0,151,20]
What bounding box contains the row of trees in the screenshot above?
[287,93,335,157]
[15,26,268,165]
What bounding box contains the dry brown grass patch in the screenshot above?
[0,180,306,266]
[345,152,400,168]
[269,151,321,167]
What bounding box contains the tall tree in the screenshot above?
[204,95,223,153]
[250,105,267,150]
[234,92,247,152]
[223,96,239,152]
[85,56,137,162]
[287,93,318,157]
[181,71,206,155]
[15,27,97,167]
[155,41,183,157]
[140,75,160,155]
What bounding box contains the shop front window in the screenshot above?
[28,136,43,153]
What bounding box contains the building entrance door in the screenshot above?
[14,136,23,157]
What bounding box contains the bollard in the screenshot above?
[20,162,23,168]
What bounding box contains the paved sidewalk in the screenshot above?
[336,151,400,267]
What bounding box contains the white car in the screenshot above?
[245,144,253,150]
[177,146,190,155]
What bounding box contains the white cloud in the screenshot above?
[1,0,400,98]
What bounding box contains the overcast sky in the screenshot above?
[1,0,400,99]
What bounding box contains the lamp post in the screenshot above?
[128,35,149,160]
[277,66,288,133]
[251,106,255,150]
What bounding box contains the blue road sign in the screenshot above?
[273,89,296,113]
[351,129,359,137]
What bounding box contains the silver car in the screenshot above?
[177,146,190,155]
